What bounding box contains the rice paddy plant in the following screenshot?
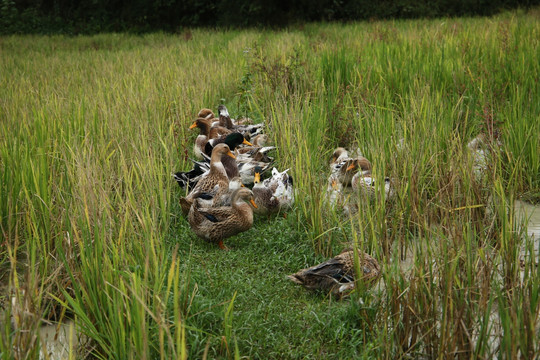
[1,8,539,359]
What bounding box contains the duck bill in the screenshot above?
[254,172,261,183]
[243,139,253,146]
[346,163,356,172]
[189,122,197,129]
[249,199,258,208]
[227,151,236,159]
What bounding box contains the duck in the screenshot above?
[202,132,253,180]
[287,249,381,297]
[200,133,274,185]
[326,174,346,208]
[188,176,244,208]
[329,146,372,187]
[252,166,294,216]
[197,108,215,119]
[325,174,360,215]
[188,187,258,250]
[180,143,235,216]
[204,132,253,157]
[236,145,275,163]
[330,147,351,166]
[216,105,264,138]
[237,160,273,185]
[234,146,276,184]
[351,171,394,200]
[189,117,232,159]
[250,134,270,146]
[331,156,372,187]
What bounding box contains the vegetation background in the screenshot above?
[1,2,540,360]
[0,0,538,33]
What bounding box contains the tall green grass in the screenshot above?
[1,8,539,359]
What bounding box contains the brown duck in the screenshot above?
[180,143,235,216]
[288,249,381,296]
[331,153,372,187]
[197,108,215,119]
[252,166,294,216]
[188,187,258,250]
[189,117,232,159]
[204,132,252,180]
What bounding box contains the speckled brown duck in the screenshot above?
[330,147,372,187]
[180,143,235,216]
[351,170,394,200]
[288,249,381,296]
[197,108,215,119]
[217,105,264,138]
[189,117,232,159]
[252,166,294,216]
[204,132,252,180]
[188,187,258,250]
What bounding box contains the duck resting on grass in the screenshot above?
[288,249,381,297]
[188,187,258,250]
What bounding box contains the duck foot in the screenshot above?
[218,240,229,251]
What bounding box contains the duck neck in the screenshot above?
[232,198,253,222]
[197,119,211,136]
[221,155,239,179]
[210,153,228,178]
[253,181,264,189]
[220,115,233,129]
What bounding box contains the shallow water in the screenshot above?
[515,200,540,261]
[3,200,539,359]
[515,200,540,239]
[39,319,83,360]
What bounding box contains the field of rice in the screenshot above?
[1,7,539,359]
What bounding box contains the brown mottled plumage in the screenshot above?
[251,134,270,146]
[351,171,394,200]
[288,249,380,296]
[252,167,293,216]
[329,147,350,166]
[189,117,232,159]
[197,108,215,119]
[204,133,252,180]
[180,143,235,216]
[252,170,280,216]
[330,147,372,187]
[188,188,257,250]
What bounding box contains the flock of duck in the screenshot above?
[174,105,294,249]
[174,105,381,296]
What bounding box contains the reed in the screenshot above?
[1,8,539,358]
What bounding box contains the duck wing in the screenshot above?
[173,160,210,189]
[288,257,353,291]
